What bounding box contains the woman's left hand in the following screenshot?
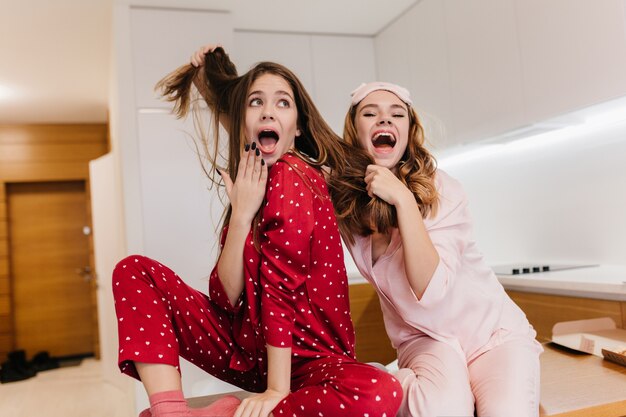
[190,43,222,67]
[234,389,287,417]
[364,164,413,206]
[221,142,268,227]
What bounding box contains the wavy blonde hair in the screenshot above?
[329,101,439,245]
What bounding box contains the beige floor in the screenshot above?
[0,358,135,417]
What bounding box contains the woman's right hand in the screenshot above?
[190,44,222,67]
[219,142,268,227]
[234,388,287,417]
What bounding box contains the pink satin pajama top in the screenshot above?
[346,170,534,362]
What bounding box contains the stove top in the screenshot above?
[492,263,598,276]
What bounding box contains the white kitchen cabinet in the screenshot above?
[376,0,524,149]
[406,0,453,150]
[375,1,455,150]
[444,0,526,146]
[233,31,376,135]
[310,35,376,134]
[374,10,414,95]
[515,0,626,122]
[135,112,222,286]
[375,0,626,149]
[232,31,314,93]
[130,8,233,109]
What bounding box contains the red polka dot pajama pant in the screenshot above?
[113,255,402,416]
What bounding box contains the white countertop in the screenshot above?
[496,265,626,301]
[348,265,626,301]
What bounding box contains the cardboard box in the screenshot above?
[551,317,626,366]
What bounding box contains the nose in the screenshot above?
[378,117,392,125]
[261,107,274,121]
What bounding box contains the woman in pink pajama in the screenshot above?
[113,49,402,417]
[330,82,543,417]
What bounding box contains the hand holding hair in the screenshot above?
[364,164,413,206]
[190,43,222,67]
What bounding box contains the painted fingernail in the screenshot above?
[244,144,250,152]
[216,170,222,176]
[255,148,260,156]
[261,159,265,166]
[251,142,257,150]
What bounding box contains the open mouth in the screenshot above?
[257,129,279,153]
[371,131,396,152]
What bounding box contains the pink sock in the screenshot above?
[139,391,241,417]
[138,407,153,417]
[189,395,241,417]
[144,390,190,417]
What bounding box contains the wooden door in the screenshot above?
[8,181,95,358]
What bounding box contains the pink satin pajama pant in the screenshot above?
[394,333,541,417]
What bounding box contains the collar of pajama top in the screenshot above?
[346,169,531,362]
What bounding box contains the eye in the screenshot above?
[277,99,291,108]
[393,113,406,118]
[249,97,262,107]
[362,112,376,117]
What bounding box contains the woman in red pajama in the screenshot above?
[113,46,402,417]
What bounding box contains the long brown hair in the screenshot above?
[329,100,439,245]
[155,48,347,247]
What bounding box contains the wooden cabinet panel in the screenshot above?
[348,286,626,362]
[0,294,10,316]
[507,290,624,342]
[0,315,11,333]
[0,143,108,164]
[0,125,108,181]
[348,282,396,364]
[0,124,107,144]
[0,333,12,353]
[0,161,90,182]
[0,269,8,295]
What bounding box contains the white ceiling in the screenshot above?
[0,0,417,124]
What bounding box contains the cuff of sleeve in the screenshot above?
[208,272,242,314]
[410,258,448,308]
[263,320,294,348]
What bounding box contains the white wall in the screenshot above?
[89,153,135,414]
[439,119,626,267]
